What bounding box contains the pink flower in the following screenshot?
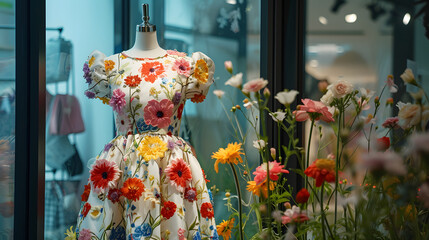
[293,99,334,123]
[78,228,92,240]
[361,151,406,176]
[382,117,399,129]
[115,112,131,133]
[386,75,398,93]
[143,99,174,128]
[109,89,127,113]
[166,49,187,57]
[178,228,186,240]
[281,206,309,225]
[242,78,268,93]
[327,80,353,98]
[172,59,191,77]
[253,161,289,185]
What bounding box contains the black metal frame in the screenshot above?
[261,0,306,195]
[14,0,46,239]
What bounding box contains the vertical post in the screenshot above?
[15,0,46,239]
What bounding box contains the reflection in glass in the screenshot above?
[0,1,15,239]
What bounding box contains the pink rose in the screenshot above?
[327,80,353,98]
[242,78,268,93]
[293,99,335,123]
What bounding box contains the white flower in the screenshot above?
[213,90,225,99]
[320,90,334,106]
[284,206,301,217]
[359,88,374,100]
[397,102,429,129]
[253,139,266,150]
[225,72,243,88]
[243,100,257,109]
[90,206,103,219]
[274,90,299,105]
[400,68,417,85]
[327,80,354,98]
[242,78,269,93]
[116,113,131,133]
[224,61,233,73]
[269,111,286,122]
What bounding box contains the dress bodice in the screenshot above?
[83,50,215,136]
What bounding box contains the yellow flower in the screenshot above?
[246,180,276,198]
[211,142,244,173]
[96,96,110,105]
[88,56,95,67]
[217,218,235,240]
[64,226,77,240]
[137,136,168,162]
[104,60,115,72]
[194,59,209,84]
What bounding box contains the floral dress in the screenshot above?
[75,50,218,240]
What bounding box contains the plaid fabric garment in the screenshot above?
[44,181,65,231]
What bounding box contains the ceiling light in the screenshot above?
[226,0,236,4]
[345,14,357,23]
[319,16,328,25]
[331,0,347,13]
[403,13,411,25]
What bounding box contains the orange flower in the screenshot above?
[246,180,276,198]
[161,201,177,219]
[124,75,142,87]
[121,177,145,201]
[211,142,244,173]
[304,159,336,187]
[194,59,209,84]
[104,60,115,72]
[139,61,165,83]
[217,218,235,240]
[191,93,206,103]
[96,96,110,105]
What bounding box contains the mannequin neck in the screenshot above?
[123,31,166,58]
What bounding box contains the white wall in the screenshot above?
[46,0,115,166]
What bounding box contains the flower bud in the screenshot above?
[259,204,267,213]
[224,61,233,74]
[284,202,291,209]
[225,192,231,197]
[374,96,380,104]
[243,171,248,176]
[231,106,237,112]
[243,98,249,104]
[263,87,271,98]
[235,105,241,110]
[386,97,394,106]
[270,148,276,159]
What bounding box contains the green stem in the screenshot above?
[306,119,315,189]
[321,186,327,240]
[230,163,244,240]
[334,110,342,233]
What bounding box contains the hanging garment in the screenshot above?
[46,37,72,83]
[45,181,65,231]
[75,50,217,239]
[46,95,76,170]
[49,94,85,135]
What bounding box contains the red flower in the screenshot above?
[161,201,177,219]
[143,99,174,128]
[81,184,91,202]
[90,159,121,190]
[165,158,192,192]
[202,169,210,183]
[172,59,191,77]
[201,202,214,219]
[191,94,206,103]
[124,75,142,87]
[184,187,197,202]
[121,178,145,201]
[139,61,165,83]
[177,104,184,120]
[108,188,122,203]
[376,137,390,151]
[304,159,336,187]
[296,188,310,204]
[82,202,91,218]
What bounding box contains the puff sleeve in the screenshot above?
[185,52,215,103]
[83,50,112,100]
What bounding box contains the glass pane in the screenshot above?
[45,1,115,239]
[131,0,261,236]
[0,0,15,238]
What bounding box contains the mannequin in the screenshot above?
[122,4,167,58]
